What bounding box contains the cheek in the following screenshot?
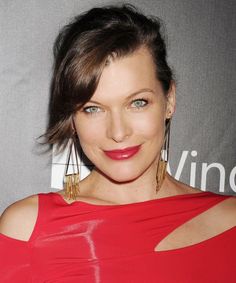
[75,119,105,153]
[132,111,165,139]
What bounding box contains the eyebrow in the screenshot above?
[86,88,155,105]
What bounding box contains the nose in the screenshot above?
[106,110,132,143]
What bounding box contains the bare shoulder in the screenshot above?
[173,174,236,218]
[216,195,236,219]
[163,173,203,197]
[165,174,236,213]
[0,194,39,241]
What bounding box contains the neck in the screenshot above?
[81,164,172,204]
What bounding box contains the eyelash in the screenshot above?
[82,98,149,114]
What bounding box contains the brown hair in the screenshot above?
[43,3,174,151]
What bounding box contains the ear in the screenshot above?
[165,81,176,119]
[70,116,77,137]
[71,118,75,133]
[71,116,80,141]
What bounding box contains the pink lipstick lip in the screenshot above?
[103,145,141,160]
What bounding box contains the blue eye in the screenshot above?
[83,106,101,114]
[131,99,148,108]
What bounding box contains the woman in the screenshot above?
[0,4,236,283]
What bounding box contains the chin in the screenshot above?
[98,167,143,184]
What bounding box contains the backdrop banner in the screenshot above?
[1,0,235,214]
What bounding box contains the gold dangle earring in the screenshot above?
[63,135,80,200]
[156,118,171,193]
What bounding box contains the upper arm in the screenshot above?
[220,196,236,225]
[0,195,39,241]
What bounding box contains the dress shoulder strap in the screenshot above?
[28,192,58,242]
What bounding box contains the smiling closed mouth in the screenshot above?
[103,145,141,160]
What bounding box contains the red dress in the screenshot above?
[0,191,236,282]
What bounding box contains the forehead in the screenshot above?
[92,47,160,100]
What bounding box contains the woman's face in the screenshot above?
[73,47,175,183]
